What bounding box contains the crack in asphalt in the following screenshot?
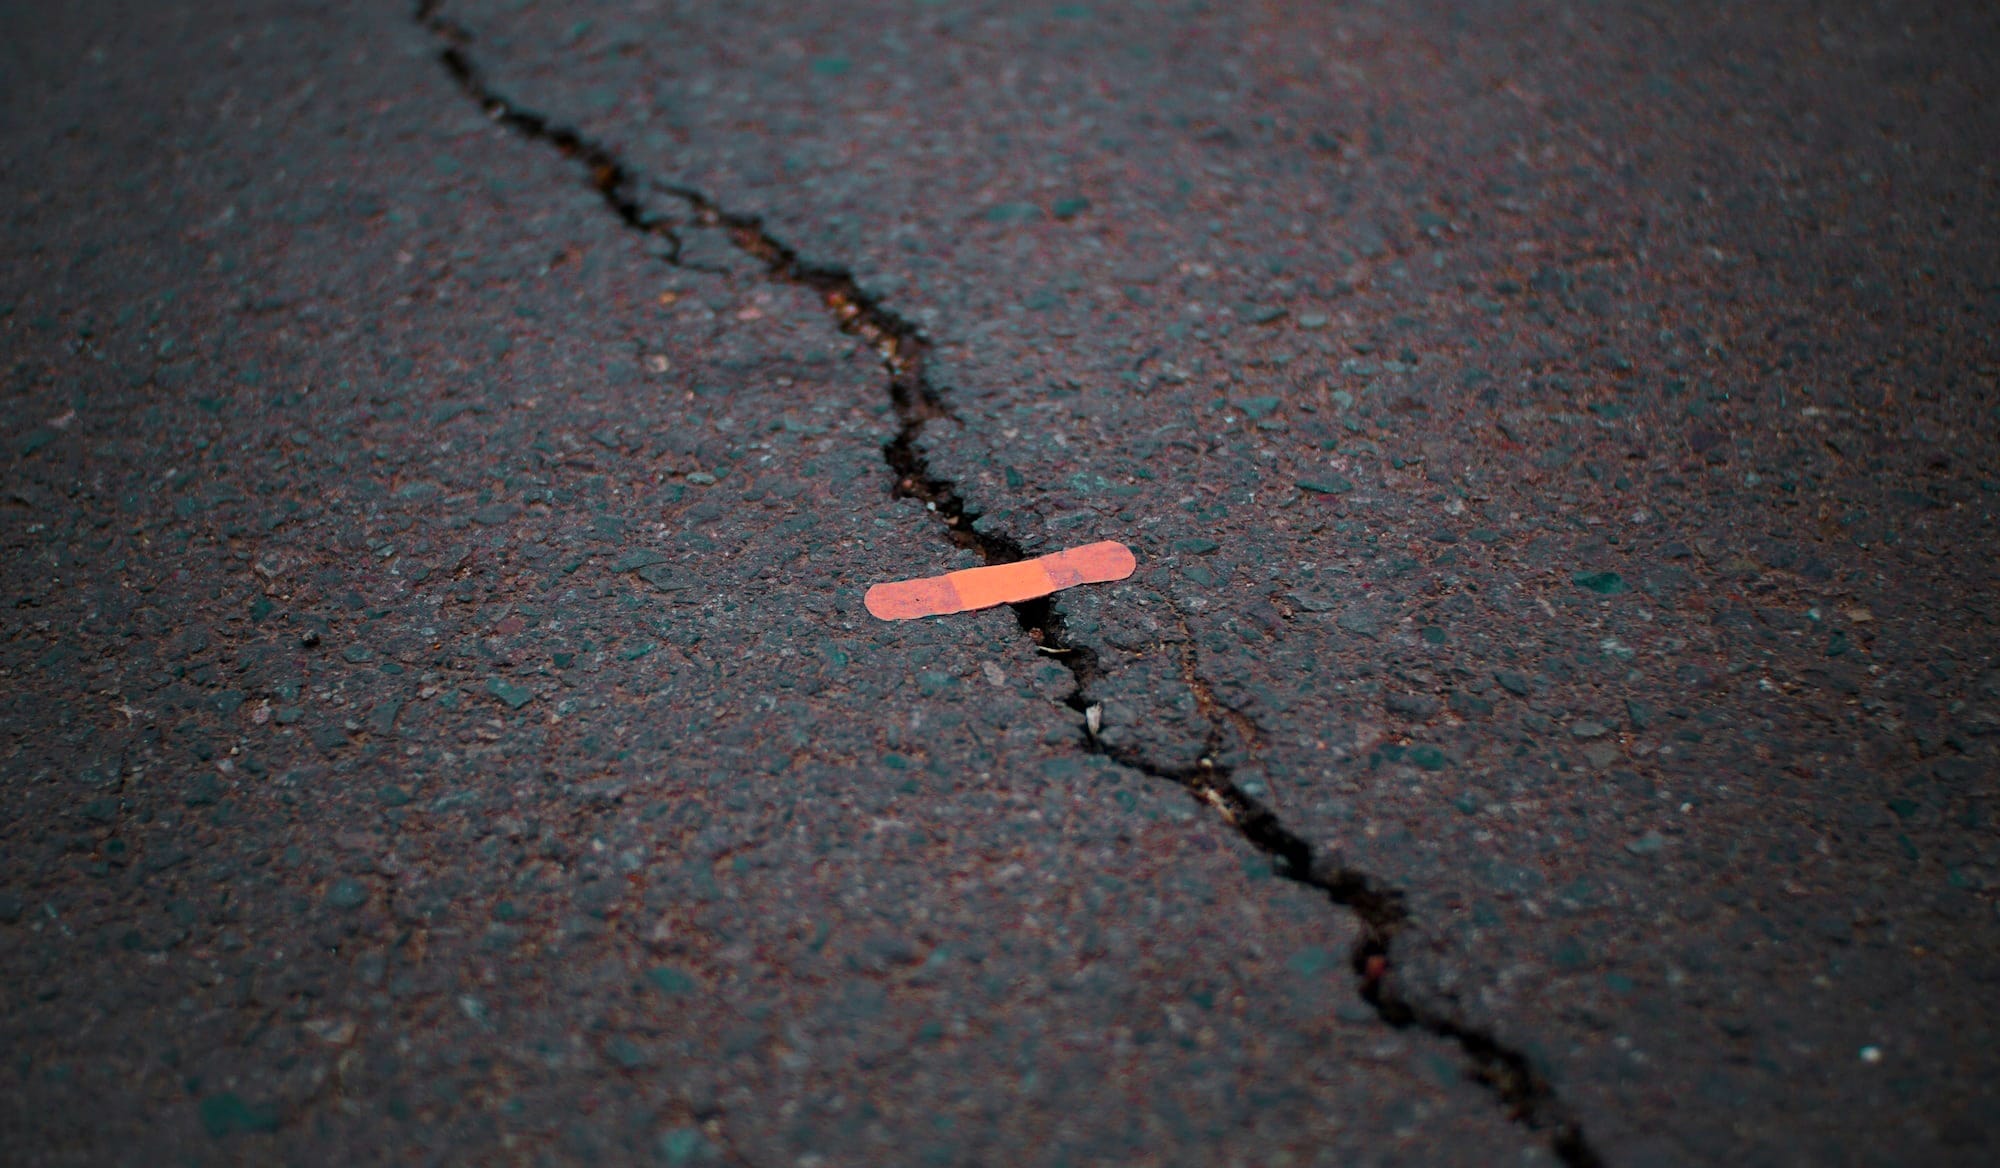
[413,4,1604,1163]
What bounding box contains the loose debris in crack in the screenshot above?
[413,5,1603,1164]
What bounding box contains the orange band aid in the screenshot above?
[865,540,1137,621]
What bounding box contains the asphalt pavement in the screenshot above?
[4,2,1997,1165]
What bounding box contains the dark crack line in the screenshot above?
[412,5,1603,1164]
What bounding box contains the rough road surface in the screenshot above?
[3,2,1997,1166]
